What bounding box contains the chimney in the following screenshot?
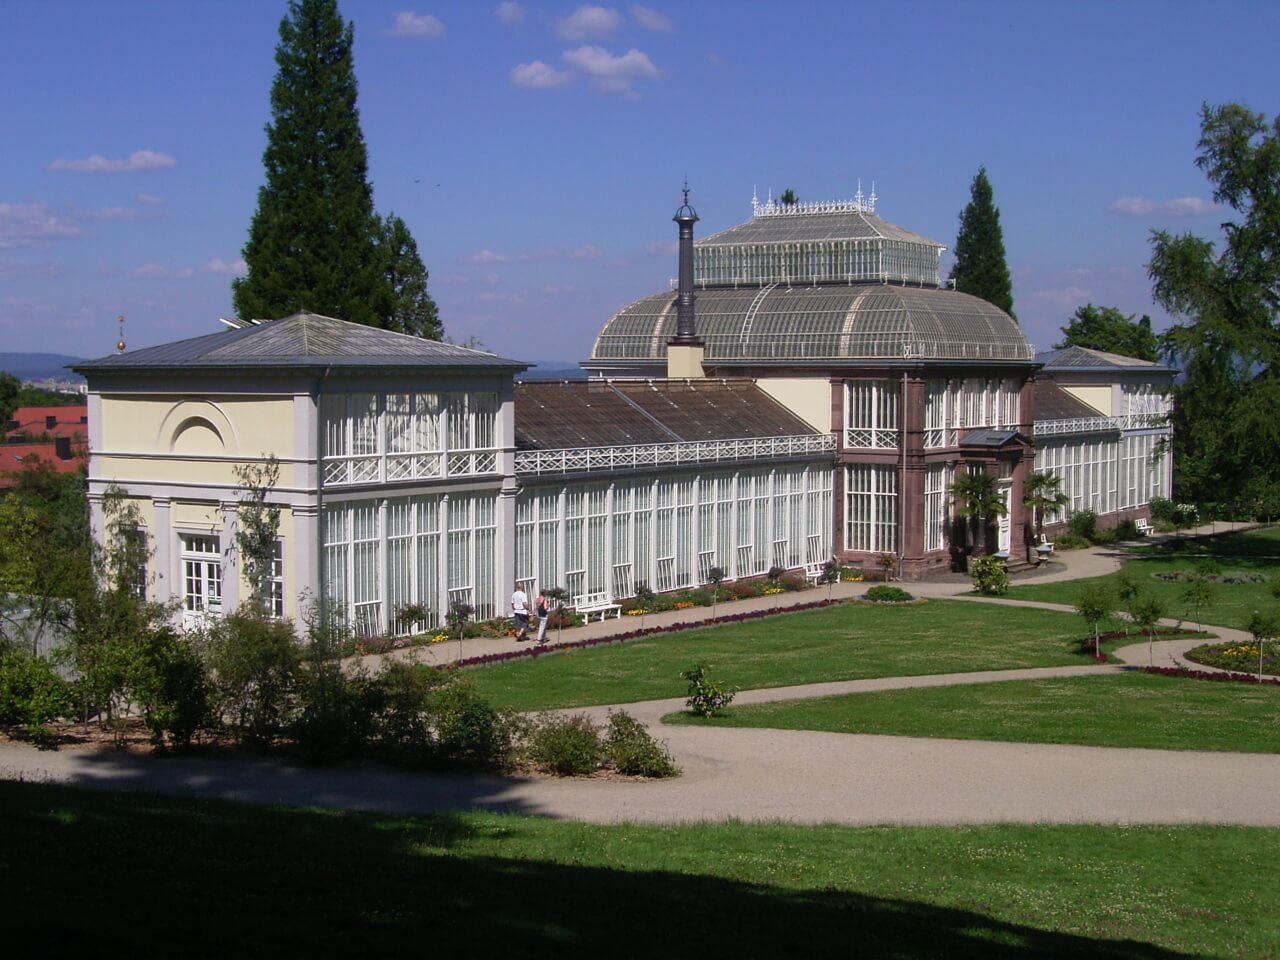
[55,436,72,460]
[667,181,705,380]
[46,415,58,429]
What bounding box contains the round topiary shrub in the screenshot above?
[865,585,914,603]
[603,710,679,778]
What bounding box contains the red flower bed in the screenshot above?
[1141,665,1280,686]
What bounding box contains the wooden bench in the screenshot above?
[803,562,825,585]
[1135,517,1151,535]
[572,592,621,621]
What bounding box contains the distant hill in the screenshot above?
[517,362,587,381]
[0,353,85,382]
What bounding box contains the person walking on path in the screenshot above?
[535,589,550,644]
[511,585,529,641]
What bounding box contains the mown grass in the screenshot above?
[467,600,1102,712]
[668,672,1280,753]
[3,779,1276,957]
[1010,526,1280,630]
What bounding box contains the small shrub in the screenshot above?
[353,633,395,656]
[203,611,301,747]
[548,608,584,629]
[730,580,762,600]
[431,679,517,768]
[682,661,737,716]
[1149,496,1178,524]
[1067,509,1098,541]
[1114,518,1141,540]
[969,554,1010,596]
[1090,526,1118,545]
[778,573,807,592]
[132,630,210,750]
[526,712,603,775]
[0,647,73,737]
[865,585,914,602]
[292,663,382,762]
[766,565,785,581]
[604,710,678,777]
[371,661,451,763]
[1049,532,1089,550]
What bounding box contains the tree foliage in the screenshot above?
[232,0,441,339]
[1022,470,1069,540]
[1054,304,1159,361]
[951,468,1007,554]
[0,371,19,425]
[374,213,442,338]
[233,457,282,614]
[1149,102,1280,511]
[779,188,798,205]
[950,166,1016,320]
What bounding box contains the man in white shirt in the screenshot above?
[511,585,529,641]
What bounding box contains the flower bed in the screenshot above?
[1151,570,1267,584]
[1185,640,1280,677]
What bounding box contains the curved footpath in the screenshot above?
[4,524,1279,827]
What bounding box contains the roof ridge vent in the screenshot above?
[752,180,877,218]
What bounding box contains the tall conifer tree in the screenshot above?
[234,0,439,336]
[950,166,1016,320]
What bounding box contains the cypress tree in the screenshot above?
[950,166,1016,320]
[374,213,442,338]
[233,0,390,329]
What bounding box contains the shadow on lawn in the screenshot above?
[4,780,1188,959]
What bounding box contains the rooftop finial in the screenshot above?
[115,314,126,354]
[752,182,879,218]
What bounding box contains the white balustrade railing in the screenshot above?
[1034,413,1169,438]
[515,434,836,477]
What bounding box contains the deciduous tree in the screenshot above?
[1148,102,1280,512]
[1054,304,1159,361]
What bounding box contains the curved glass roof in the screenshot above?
[591,284,1033,364]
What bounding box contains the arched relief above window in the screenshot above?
[157,401,238,455]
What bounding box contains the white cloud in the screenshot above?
[465,249,511,263]
[520,244,602,262]
[200,258,248,276]
[542,284,575,294]
[561,45,659,95]
[557,5,623,40]
[478,291,525,304]
[495,1,524,26]
[567,244,600,260]
[390,11,445,38]
[136,194,164,205]
[484,272,501,285]
[1109,195,1216,217]
[75,205,148,222]
[48,149,176,173]
[646,240,678,257]
[432,272,469,285]
[1030,285,1092,305]
[631,5,672,31]
[0,202,82,248]
[132,263,193,279]
[511,60,573,88]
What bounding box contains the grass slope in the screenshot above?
[1011,527,1280,630]
[468,600,1100,712]
[3,780,1275,957]
[669,672,1280,753]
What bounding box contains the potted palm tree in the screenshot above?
[1022,470,1069,562]
[950,468,1007,557]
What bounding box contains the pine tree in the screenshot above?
[233,0,397,329]
[375,213,442,338]
[950,166,1016,320]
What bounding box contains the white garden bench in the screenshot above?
[572,591,621,621]
[803,562,825,585]
[1135,517,1151,535]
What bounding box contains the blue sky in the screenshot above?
[2,0,1277,365]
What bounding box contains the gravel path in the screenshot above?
[4,526,1277,827]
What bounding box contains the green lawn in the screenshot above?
[3,780,1276,957]
[668,672,1280,753]
[467,600,1102,711]
[1010,526,1280,629]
